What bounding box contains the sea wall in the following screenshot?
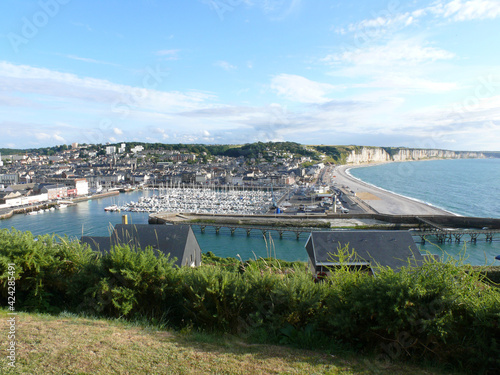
[346,147,486,164]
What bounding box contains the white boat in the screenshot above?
[104,205,118,212]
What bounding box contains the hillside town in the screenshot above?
[0,142,327,213]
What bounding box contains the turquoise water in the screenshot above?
[348,158,500,218]
[0,190,309,262]
[1,159,499,265]
[349,158,500,265]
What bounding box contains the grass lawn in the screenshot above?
[0,309,461,375]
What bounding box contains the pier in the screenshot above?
[184,222,500,244]
[189,223,317,240]
[414,216,500,243]
[414,229,500,244]
[149,212,500,245]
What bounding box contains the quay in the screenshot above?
[0,202,60,219]
[149,212,500,244]
[71,190,120,203]
[190,223,317,240]
[414,217,499,243]
[414,228,500,244]
[0,190,120,220]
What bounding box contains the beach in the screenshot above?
[333,163,454,216]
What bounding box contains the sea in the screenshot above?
[348,158,500,265]
[0,158,499,265]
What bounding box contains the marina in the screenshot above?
[105,186,287,215]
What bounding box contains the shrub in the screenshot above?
[0,228,499,373]
[0,229,94,312]
[181,265,248,333]
[76,244,179,319]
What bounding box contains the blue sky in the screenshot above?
[0,0,499,150]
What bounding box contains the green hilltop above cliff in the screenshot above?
[1,142,497,164]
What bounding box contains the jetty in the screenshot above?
[189,223,317,240]
[149,212,500,244]
[414,217,499,243]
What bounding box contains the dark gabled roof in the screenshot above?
[306,230,425,273]
[111,224,191,258]
[81,224,200,267]
[81,236,111,253]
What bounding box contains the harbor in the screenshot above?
[104,186,288,215]
[1,187,500,265]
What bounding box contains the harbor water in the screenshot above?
[1,158,499,265]
[0,189,309,262]
[349,158,500,265]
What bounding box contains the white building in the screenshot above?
[0,174,19,185]
[74,178,89,196]
[49,155,63,162]
[106,146,117,155]
[118,143,126,153]
[132,174,150,184]
[131,145,144,154]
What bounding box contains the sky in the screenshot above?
[0,0,499,151]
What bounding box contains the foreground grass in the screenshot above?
[0,310,458,375]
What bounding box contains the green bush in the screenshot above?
[316,257,500,373]
[0,228,499,373]
[0,229,94,312]
[76,244,179,320]
[181,265,248,333]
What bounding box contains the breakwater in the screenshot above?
[71,190,120,202]
[150,211,500,229]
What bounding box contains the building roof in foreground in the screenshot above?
[81,224,201,267]
[305,230,425,274]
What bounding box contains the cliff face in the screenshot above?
[346,147,486,164]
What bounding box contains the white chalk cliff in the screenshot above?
[346,147,486,164]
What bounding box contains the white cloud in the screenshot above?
[64,54,120,67]
[338,0,500,36]
[340,12,416,35]
[214,60,236,71]
[270,74,337,103]
[326,39,455,67]
[0,61,214,112]
[34,132,66,143]
[203,130,211,136]
[322,37,457,93]
[54,134,66,142]
[432,0,500,21]
[113,127,123,135]
[155,49,180,60]
[361,74,458,92]
[35,133,51,140]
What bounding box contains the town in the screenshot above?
[0,142,342,217]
